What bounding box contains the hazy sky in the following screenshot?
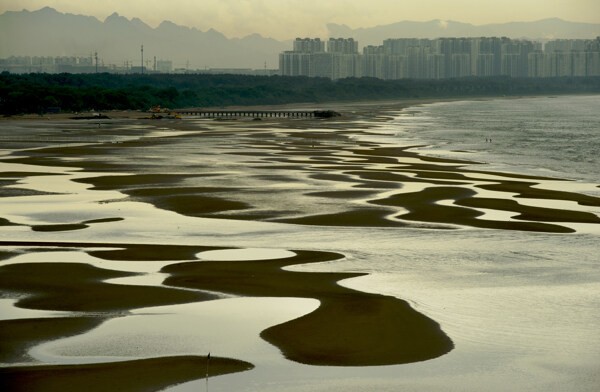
[1,0,598,39]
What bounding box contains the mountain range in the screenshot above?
[0,7,289,69]
[1,7,599,69]
[327,19,600,47]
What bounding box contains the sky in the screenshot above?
[1,0,599,39]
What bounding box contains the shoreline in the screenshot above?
[2,92,597,122]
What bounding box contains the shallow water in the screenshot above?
[1,96,599,391]
[30,297,320,365]
[396,95,600,185]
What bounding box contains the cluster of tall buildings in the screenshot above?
[279,38,361,80]
[280,37,600,79]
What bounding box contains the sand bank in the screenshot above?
[0,355,252,392]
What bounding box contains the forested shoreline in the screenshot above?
[1,72,599,115]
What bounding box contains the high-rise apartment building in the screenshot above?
[328,38,358,54]
[279,38,325,76]
[362,45,386,78]
[293,38,325,53]
[586,51,600,76]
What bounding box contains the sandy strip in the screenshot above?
[276,208,410,227]
[456,197,600,224]
[0,261,216,312]
[476,181,600,206]
[0,242,224,262]
[370,186,577,233]
[0,355,252,392]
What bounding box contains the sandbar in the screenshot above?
[0,355,252,392]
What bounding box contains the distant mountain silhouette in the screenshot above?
[2,8,599,69]
[328,18,600,46]
[0,7,289,69]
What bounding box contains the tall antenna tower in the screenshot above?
[95,51,98,73]
[141,44,144,74]
[154,56,157,72]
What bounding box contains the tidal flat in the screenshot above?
[1,98,599,391]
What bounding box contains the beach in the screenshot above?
[1,97,599,391]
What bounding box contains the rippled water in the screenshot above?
[394,95,600,184]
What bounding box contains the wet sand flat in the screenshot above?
[0,243,453,367]
[1,99,599,391]
[7,115,594,231]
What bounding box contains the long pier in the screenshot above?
[174,109,340,118]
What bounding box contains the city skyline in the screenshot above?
[1,0,599,40]
[4,36,598,79]
[280,37,600,79]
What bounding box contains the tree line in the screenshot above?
[1,72,599,115]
